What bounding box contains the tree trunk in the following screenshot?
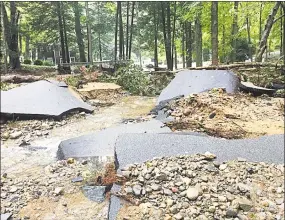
[19,19,22,57]
[256,2,281,62]
[86,2,92,64]
[1,2,8,73]
[195,3,203,67]
[161,2,172,70]
[25,35,30,59]
[231,1,239,63]
[283,4,285,64]
[2,2,21,69]
[126,1,129,59]
[114,2,119,61]
[259,3,263,43]
[281,8,283,57]
[118,2,123,60]
[211,1,218,65]
[167,2,173,70]
[62,2,70,63]
[128,2,135,59]
[182,23,185,68]
[186,22,192,67]
[171,2,176,67]
[246,5,252,62]
[73,1,86,62]
[174,45,177,69]
[154,4,158,68]
[56,1,66,64]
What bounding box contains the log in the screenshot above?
[1,74,43,83]
[188,62,284,70]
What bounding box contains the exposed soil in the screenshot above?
[166,89,284,139]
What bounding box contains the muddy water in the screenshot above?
[1,96,155,219]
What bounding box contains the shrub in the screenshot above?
[42,61,54,66]
[34,60,43,66]
[23,59,32,64]
[115,64,151,96]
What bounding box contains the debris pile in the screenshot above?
[118,153,284,220]
[165,89,284,139]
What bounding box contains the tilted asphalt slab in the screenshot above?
[115,133,284,170]
[57,120,171,160]
[1,80,93,119]
[156,70,240,105]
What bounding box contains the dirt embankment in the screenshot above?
[165,89,284,139]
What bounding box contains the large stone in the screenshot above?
[186,187,199,200]
[234,198,253,211]
[132,185,142,196]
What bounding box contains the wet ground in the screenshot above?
[1,96,156,219]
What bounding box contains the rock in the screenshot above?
[234,198,253,211]
[133,185,142,196]
[237,183,251,193]
[204,151,216,160]
[122,171,131,178]
[163,188,172,195]
[71,176,83,183]
[183,108,192,116]
[275,198,284,205]
[54,187,64,195]
[201,176,208,182]
[186,187,199,200]
[171,187,179,193]
[173,213,183,219]
[237,157,247,162]
[156,173,168,181]
[209,112,216,119]
[209,206,216,213]
[125,187,133,194]
[10,131,22,139]
[2,132,10,139]
[169,206,178,214]
[67,158,75,164]
[166,199,174,207]
[9,186,18,193]
[226,207,238,217]
[151,184,161,191]
[218,196,227,202]
[219,164,227,170]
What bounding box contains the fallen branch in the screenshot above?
[1,74,44,83]
[187,62,284,70]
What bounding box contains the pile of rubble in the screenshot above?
[118,153,284,220]
[165,89,284,139]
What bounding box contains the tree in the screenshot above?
[2,2,21,69]
[62,2,70,63]
[128,2,135,59]
[73,1,86,62]
[56,2,66,64]
[211,2,218,65]
[231,2,239,63]
[153,3,158,67]
[256,2,281,62]
[195,3,203,67]
[114,2,119,61]
[185,22,192,67]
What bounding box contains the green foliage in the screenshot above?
[33,60,43,66]
[23,59,32,64]
[42,61,54,66]
[64,75,81,87]
[115,64,151,96]
[0,82,10,91]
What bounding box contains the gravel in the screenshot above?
[118,153,284,219]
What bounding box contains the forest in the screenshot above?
[0,1,284,71]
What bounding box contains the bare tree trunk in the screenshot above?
[211,1,218,65]
[182,23,185,68]
[185,22,192,67]
[259,3,263,43]
[282,3,285,65]
[154,3,158,68]
[25,35,30,59]
[56,2,66,64]
[246,4,252,62]
[19,18,22,57]
[171,2,176,67]
[256,2,281,62]
[128,2,135,59]
[174,46,177,69]
[114,2,119,61]
[1,1,8,73]
[62,2,70,64]
[231,1,239,63]
[161,2,172,70]
[2,2,21,69]
[126,1,129,59]
[118,2,123,60]
[73,1,86,62]
[195,3,203,67]
[281,8,283,57]
[86,2,92,64]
